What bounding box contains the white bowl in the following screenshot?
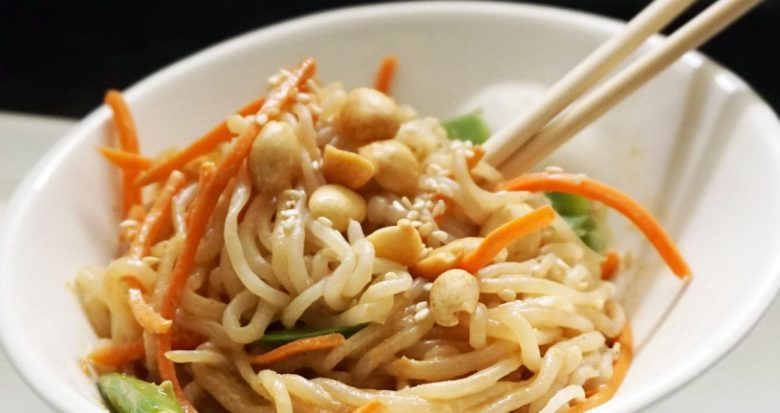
[2,2,779,412]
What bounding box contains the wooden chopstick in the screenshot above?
[495,0,763,177]
[482,0,697,167]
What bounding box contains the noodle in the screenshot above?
[76,62,672,413]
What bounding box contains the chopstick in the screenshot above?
[485,0,763,177]
[483,0,698,167]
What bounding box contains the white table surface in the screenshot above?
[0,111,778,412]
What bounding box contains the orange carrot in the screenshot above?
[466,145,486,169]
[98,147,152,170]
[353,400,384,413]
[134,97,265,187]
[459,205,556,273]
[105,90,143,214]
[567,323,633,412]
[601,250,621,280]
[127,171,186,259]
[501,172,691,278]
[88,333,204,368]
[156,58,317,409]
[374,55,398,95]
[248,333,345,366]
[125,278,172,334]
[88,339,145,367]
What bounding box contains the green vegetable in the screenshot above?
[547,192,606,252]
[442,111,491,144]
[547,192,590,216]
[582,230,606,252]
[97,373,183,413]
[257,324,368,346]
[562,215,595,238]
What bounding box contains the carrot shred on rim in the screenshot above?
[353,400,384,413]
[459,205,556,273]
[124,277,172,334]
[501,172,691,278]
[374,55,398,95]
[567,323,633,412]
[127,170,186,259]
[88,333,204,368]
[601,250,621,280]
[134,97,265,187]
[98,147,152,170]
[248,333,345,366]
[155,58,316,410]
[104,90,143,214]
[88,339,145,367]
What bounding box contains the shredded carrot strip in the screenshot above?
[134,97,265,187]
[374,55,398,95]
[353,400,384,413]
[248,333,345,366]
[567,323,633,412]
[88,333,204,367]
[88,339,145,367]
[459,205,556,273]
[125,278,172,334]
[466,145,486,169]
[105,90,143,214]
[156,58,316,409]
[501,172,691,278]
[127,171,186,259]
[98,147,152,170]
[601,250,621,280]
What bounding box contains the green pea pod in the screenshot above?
[547,192,591,216]
[257,324,368,346]
[98,373,184,413]
[442,111,491,144]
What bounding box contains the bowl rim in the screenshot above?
[2,2,779,412]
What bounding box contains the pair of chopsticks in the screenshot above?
[483,0,763,176]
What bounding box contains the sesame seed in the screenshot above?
[406,210,420,221]
[256,114,269,125]
[410,220,423,228]
[401,197,412,208]
[295,93,311,103]
[413,308,431,322]
[414,301,428,311]
[265,107,280,117]
[431,230,448,242]
[438,185,454,197]
[497,289,517,301]
[392,200,406,213]
[432,200,446,216]
[317,217,333,227]
[438,169,451,176]
[464,149,475,158]
[411,200,425,210]
[280,209,298,218]
[119,219,138,229]
[418,222,434,237]
[573,173,587,184]
[545,165,564,173]
[423,282,433,291]
[142,256,160,267]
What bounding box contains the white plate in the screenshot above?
[1,3,780,412]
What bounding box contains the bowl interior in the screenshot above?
[2,2,780,412]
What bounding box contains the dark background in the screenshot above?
[0,0,777,118]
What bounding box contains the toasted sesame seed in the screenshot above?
[406,210,420,220]
[423,282,433,291]
[413,308,431,322]
[497,289,517,302]
[317,216,333,227]
[256,114,269,125]
[401,197,412,208]
[431,230,448,242]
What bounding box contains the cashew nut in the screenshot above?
[359,140,420,196]
[410,237,483,279]
[336,88,401,144]
[321,145,376,189]
[248,121,301,194]
[308,184,366,232]
[429,269,479,327]
[366,220,423,266]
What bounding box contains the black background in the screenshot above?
[0,0,777,118]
